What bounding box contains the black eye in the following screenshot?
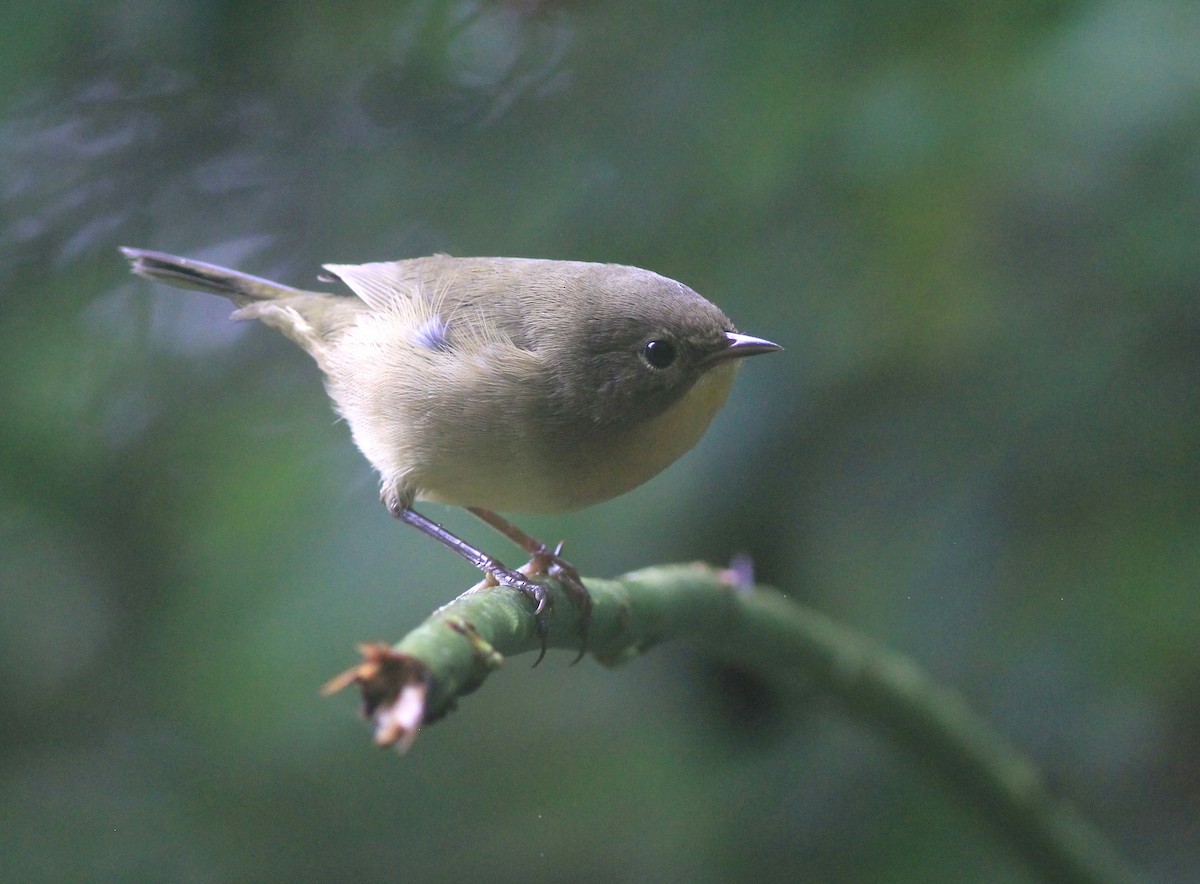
[641,338,677,369]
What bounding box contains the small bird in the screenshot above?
[121,248,780,659]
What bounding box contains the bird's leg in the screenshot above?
[387,502,550,664]
[468,507,593,664]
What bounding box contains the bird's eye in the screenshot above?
[641,338,677,369]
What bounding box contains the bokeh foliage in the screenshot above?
[2,1,1197,880]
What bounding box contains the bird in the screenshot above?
[121,247,780,661]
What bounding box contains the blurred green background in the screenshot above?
[2,1,1198,880]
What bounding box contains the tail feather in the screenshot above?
[119,247,302,306]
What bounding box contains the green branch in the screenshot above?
[324,562,1143,884]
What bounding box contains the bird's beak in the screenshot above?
[707,331,783,363]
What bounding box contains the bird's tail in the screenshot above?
[119,247,302,307]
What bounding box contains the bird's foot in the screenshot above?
[522,541,592,665]
[483,564,552,665]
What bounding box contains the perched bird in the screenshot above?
[121,248,780,659]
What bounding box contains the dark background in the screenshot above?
[3,2,1198,880]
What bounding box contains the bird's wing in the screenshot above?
[320,259,430,312]
[321,257,565,352]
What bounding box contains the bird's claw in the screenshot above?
[487,565,551,665]
[483,543,591,666]
[525,543,592,665]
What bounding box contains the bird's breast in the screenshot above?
[539,360,741,512]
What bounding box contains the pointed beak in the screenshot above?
[707,331,783,364]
